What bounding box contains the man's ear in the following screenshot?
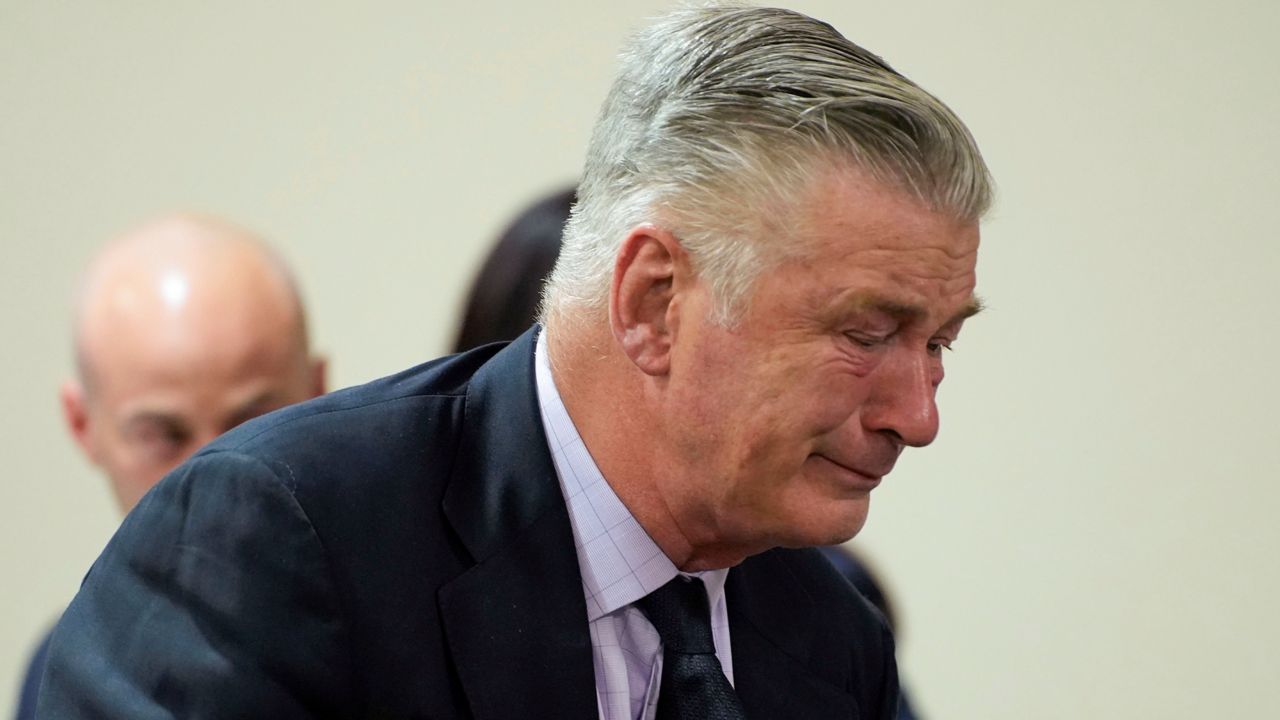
[610,226,689,376]
[60,379,99,462]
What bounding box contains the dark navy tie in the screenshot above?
[636,576,748,720]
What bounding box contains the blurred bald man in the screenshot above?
[62,212,326,512]
[14,213,325,720]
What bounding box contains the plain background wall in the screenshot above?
[2,1,1277,717]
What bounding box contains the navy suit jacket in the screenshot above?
[37,330,898,719]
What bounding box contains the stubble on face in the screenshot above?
[657,165,980,565]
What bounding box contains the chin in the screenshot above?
[778,499,869,549]
[815,517,868,546]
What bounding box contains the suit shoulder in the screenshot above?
[152,345,512,516]
[203,346,501,459]
[732,547,899,714]
[772,547,894,647]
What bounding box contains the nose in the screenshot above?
[862,348,940,448]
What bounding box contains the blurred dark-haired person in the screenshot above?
[38,6,990,719]
[15,213,325,720]
[453,187,574,351]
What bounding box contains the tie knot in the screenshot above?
[636,575,717,655]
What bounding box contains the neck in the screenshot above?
[546,322,760,571]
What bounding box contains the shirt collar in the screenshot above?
[534,329,680,621]
[534,329,729,621]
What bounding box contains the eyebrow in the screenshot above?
[120,390,282,435]
[949,295,985,326]
[224,391,279,429]
[843,293,984,327]
[121,412,189,435]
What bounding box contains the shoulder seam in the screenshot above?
[190,449,362,693]
[210,392,465,453]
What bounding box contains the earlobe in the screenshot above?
[59,379,96,460]
[610,226,686,376]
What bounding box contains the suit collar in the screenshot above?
[442,327,561,562]
[439,327,598,719]
[437,330,856,718]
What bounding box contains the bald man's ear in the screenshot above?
[59,379,100,463]
[308,356,327,398]
[610,226,689,376]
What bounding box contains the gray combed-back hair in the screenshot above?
[542,3,993,329]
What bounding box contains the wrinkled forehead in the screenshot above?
[737,167,981,327]
[780,167,980,273]
[745,160,980,275]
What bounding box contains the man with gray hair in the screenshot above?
[38,6,990,719]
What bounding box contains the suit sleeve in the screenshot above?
[35,450,355,719]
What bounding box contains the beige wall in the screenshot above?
[2,1,1277,717]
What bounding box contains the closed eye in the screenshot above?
[845,332,889,349]
[122,415,192,458]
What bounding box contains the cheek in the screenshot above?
[111,451,161,489]
[798,364,875,433]
[94,431,138,471]
[731,395,842,479]
[725,358,867,454]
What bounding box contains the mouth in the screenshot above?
[812,453,888,491]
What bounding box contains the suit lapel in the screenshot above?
[438,503,597,719]
[435,331,859,718]
[728,551,859,719]
[439,329,598,720]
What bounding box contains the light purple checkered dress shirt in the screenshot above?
[534,331,733,720]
